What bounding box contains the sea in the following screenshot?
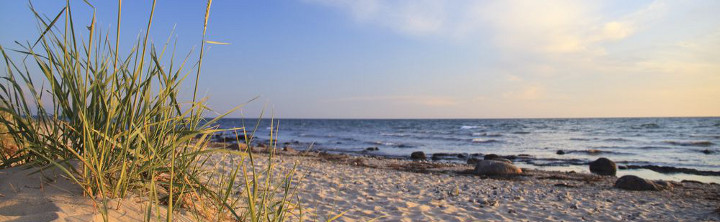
[214,117,720,183]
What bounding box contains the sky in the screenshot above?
[0,0,718,119]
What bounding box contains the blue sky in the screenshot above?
[1,0,718,118]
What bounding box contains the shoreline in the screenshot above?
[237,145,720,221]
[2,143,719,221]
[231,137,720,183]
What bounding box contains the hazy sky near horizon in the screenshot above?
[1,0,718,118]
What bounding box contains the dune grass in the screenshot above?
[0,0,301,221]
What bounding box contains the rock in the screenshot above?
[503,155,518,160]
[467,158,480,165]
[589,157,617,176]
[483,154,500,160]
[474,160,522,176]
[681,180,704,184]
[556,150,565,155]
[702,149,713,154]
[365,147,379,151]
[614,175,664,191]
[618,165,628,170]
[226,143,248,151]
[282,146,297,152]
[410,151,426,160]
[491,158,512,164]
[653,180,674,190]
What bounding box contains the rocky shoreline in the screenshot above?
[209,141,720,221]
[217,136,720,179]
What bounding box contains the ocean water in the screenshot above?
[215,117,720,182]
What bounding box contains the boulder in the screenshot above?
[614,175,663,191]
[589,157,617,176]
[483,154,500,160]
[482,154,512,163]
[410,151,426,160]
[556,150,565,155]
[467,158,480,165]
[474,160,522,176]
[491,158,512,164]
[365,147,379,151]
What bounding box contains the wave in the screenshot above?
[460,125,480,129]
[472,138,501,143]
[512,131,531,135]
[631,123,661,129]
[380,132,409,137]
[664,141,715,147]
[569,138,592,141]
[565,149,630,155]
[603,138,631,142]
[472,132,503,137]
[591,145,671,150]
[371,141,416,148]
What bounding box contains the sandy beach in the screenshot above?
[271,151,720,221]
[4,145,717,222]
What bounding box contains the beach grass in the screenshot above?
[0,0,299,221]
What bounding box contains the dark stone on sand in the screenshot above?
[503,155,518,160]
[614,175,663,191]
[681,180,704,184]
[365,147,379,151]
[411,151,426,160]
[589,157,617,176]
[556,150,565,155]
[482,154,513,163]
[483,154,500,160]
[618,165,628,170]
[702,149,713,154]
[467,158,480,165]
[282,146,296,152]
[491,158,512,164]
[474,160,522,176]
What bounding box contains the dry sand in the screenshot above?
[0,165,194,222]
[267,152,720,221]
[2,149,719,221]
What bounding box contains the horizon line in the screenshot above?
[203,115,720,120]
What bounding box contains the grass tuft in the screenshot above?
[0,0,300,221]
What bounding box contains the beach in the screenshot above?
[4,145,718,221]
